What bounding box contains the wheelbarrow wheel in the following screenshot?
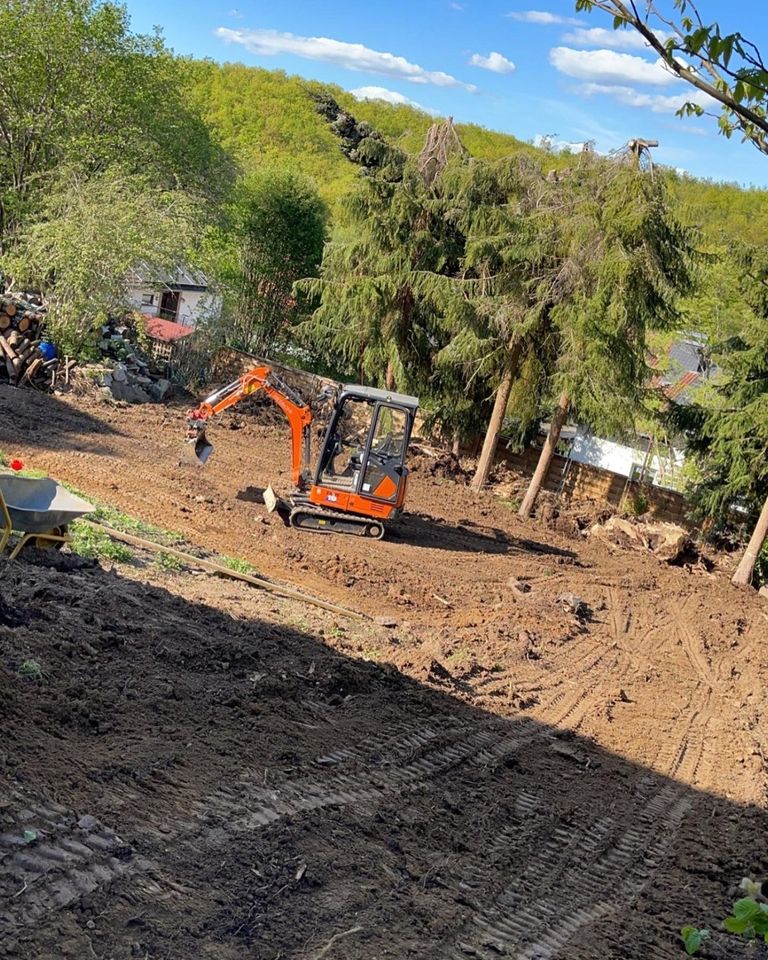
[33,525,68,551]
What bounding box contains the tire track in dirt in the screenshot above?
[449,772,692,959]
[446,605,720,959]
[0,795,161,932]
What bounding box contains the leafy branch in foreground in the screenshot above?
[576,0,768,154]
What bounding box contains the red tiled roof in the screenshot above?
[142,315,195,343]
[665,370,699,401]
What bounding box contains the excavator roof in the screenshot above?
[341,384,419,410]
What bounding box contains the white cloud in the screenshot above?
[450,1,464,8]
[549,46,679,86]
[575,81,714,113]
[561,26,663,51]
[228,8,244,19]
[215,27,477,91]
[469,51,516,74]
[350,85,441,116]
[508,10,580,25]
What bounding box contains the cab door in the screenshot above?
[358,403,412,503]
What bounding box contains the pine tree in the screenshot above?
[673,247,768,587]
[512,150,695,516]
[299,103,481,435]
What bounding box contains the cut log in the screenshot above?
[17,315,30,333]
[0,335,18,360]
[20,357,42,385]
[0,315,10,331]
[3,302,16,317]
[7,330,20,348]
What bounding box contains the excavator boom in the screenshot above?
[184,366,314,488]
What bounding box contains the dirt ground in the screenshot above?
[2,384,768,959]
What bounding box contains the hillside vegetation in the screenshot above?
[181,59,768,245]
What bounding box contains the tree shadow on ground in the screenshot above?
[392,510,578,558]
[0,384,124,458]
[0,553,761,960]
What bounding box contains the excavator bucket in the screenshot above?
[183,429,214,467]
[263,484,278,513]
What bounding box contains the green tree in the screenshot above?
[0,0,226,251]
[516,151,695,516]
[299,106,472,420]
[219,168,327,356]
[581,1,768,586]
[672,249,768,587]
[7,168,204,355]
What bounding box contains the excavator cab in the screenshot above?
[312,386,418,498]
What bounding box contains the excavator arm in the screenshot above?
[185,365,314,489]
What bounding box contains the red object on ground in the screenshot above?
[9,459,24,471]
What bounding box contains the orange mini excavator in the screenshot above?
[184,365,419,539]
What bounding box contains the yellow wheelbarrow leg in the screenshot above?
[0,488,12,557]
[8,527,72,561]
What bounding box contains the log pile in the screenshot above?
[0,296,63,388]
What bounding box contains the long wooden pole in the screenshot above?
[81,520,368,621]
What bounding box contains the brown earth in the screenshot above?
[1,383,768,959]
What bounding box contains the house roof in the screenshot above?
[650,337,718,406]
[129,262,209,292]
[142,315,195,343]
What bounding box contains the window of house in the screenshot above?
[141,293,155,306]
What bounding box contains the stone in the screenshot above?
[149,378,171,401]
[374,615,398,628]
[111,362,128,383]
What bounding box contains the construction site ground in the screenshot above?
[2,384,768,960]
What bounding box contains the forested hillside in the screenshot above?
[181,59,768,245]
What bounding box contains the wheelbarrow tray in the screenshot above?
[0,475,94,532]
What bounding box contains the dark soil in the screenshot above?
[1,384,767,959]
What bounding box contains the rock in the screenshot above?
[77,814,99,831]
[374,615,398,628]
[506,576,531,597]
[554,592,589,618]
[149,378,171,401]
[109,380,151,404]
[111,362,128,383]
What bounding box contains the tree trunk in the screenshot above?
[470,369,513,491]
[732,494,768,589]
[518,390,570,520]
[452,429,461,457]
[384,360,395,390]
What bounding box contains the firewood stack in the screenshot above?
[0,296,56,388]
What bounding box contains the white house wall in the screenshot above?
[126,286,221,327]
[569,428,685,490]
[127,285,160,317]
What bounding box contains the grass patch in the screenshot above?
[70,520,134,564]
[219,554,257,575]
[154,551,185,573]
[18,659,45,681]
[61,483,185,547]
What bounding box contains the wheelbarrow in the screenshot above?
[0,474,94,560]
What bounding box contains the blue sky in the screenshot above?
[126,0,768,187]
